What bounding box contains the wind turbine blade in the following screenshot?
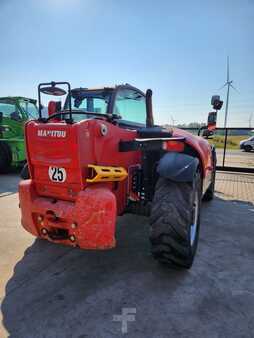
[230,83,239,93]
[218,83,227,90]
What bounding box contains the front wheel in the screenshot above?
[149,172,202,269]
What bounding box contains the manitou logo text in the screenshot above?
[37,130,66,138]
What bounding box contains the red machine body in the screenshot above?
[20,119,139,249]
[19,119,212,249]
[19,82,215,253]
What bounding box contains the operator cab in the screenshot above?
[67,86,152,130]
[38,82,154,130]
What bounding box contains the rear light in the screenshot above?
[162,141,184,152]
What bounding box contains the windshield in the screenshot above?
[65,89,112,121]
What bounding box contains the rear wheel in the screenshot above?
[0,142,12,174]
[149,172,202,269]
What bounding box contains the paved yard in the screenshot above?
[216,172,254,202]
[0,173,254,338]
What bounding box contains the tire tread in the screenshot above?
[150,175,201,269]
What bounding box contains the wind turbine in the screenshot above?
[219,56,238,128]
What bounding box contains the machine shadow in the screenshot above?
[1,212,189,337]
[2,195,254,337]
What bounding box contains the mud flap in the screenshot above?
[157,152,199,182]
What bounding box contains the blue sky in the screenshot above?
[0,0,253,127]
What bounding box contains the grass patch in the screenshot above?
[208,135,247,149]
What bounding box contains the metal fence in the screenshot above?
[182,127,254,174]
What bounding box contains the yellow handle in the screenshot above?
[86,164,128,183]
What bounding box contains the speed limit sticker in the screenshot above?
[48,167,66,183]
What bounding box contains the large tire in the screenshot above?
[0,142,12,174]
[149,172,202,269]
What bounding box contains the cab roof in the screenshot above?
[71,84,145,96]
[0,96,37,104]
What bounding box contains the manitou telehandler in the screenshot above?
[19,82,222,269]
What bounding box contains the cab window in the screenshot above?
[72,97,108,114]
[0,101,22,121]
[113,89,146,125]
[70,89,111,115]
[68,89,111,122]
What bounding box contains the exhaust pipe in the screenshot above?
[146,89,154,128]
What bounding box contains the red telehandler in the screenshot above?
[19,82,222,268]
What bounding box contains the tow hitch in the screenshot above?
[41,227,70,241]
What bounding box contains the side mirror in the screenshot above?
[38,81,71,121]
[202,129,214,139]
[211,95,223,111]
[207,111,217,131]
[0,112,3,123]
